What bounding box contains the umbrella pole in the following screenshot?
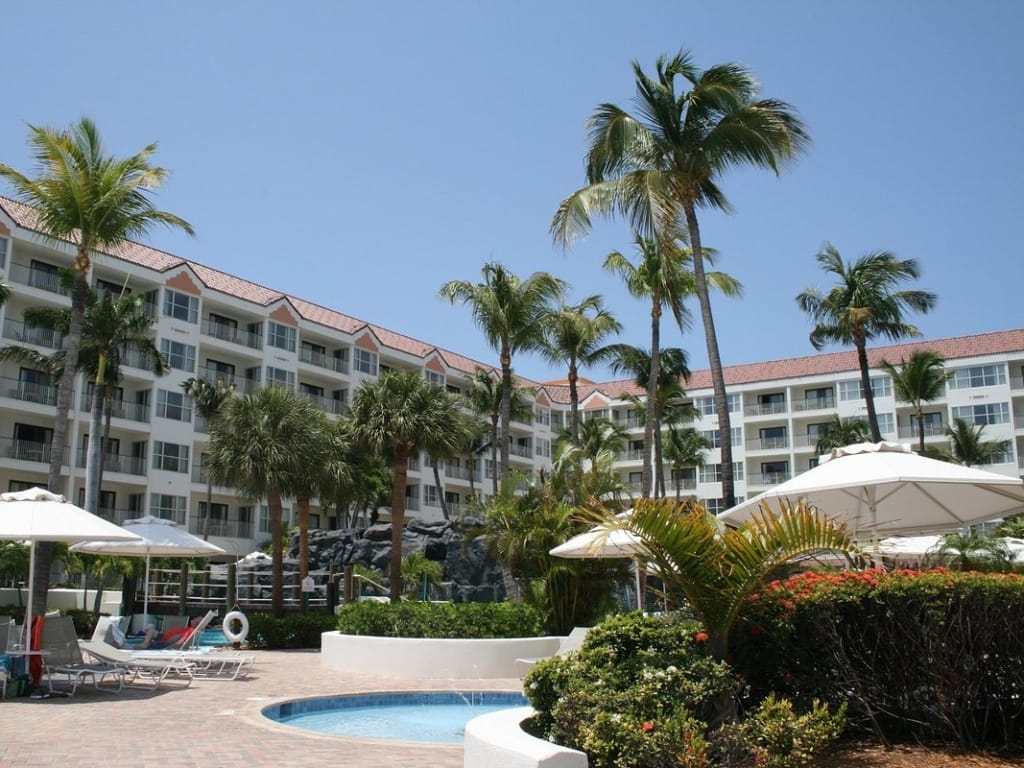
[144,553,151,622]
[22,542,35,647]
[633,559,643,613]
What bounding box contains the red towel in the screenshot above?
[29,614,45,685]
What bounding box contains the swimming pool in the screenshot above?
[263,691,528,743]
[196,628,229,646]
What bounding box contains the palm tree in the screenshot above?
[933,529,1011,571]
[562,417,630,464]
[879,350,951,454]
[206,386,325,614]
[664,428,711,500]
[465,367,534,495]
[0,118,193,615]
[350,371,469,602]
[945,417,1010,467]
[814,415,871,454]
[552,51,808,510]
[182,378,235,539]
[440,264,565,483]
[538,295,621,445]
[796,245,937,442]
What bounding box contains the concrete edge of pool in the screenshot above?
[464,706,588,768]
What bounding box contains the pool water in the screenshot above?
[264,691,528,743]
[197,628,229,646]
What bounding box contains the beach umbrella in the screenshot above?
[0,487,142,648]
[718,442,1024,535]
[550,512,649,609]
[71,515,226,618]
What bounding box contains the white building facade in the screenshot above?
[1,196,1022,557]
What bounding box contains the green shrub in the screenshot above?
[335,600,543,638]
[732,568,1024,748]
[715,695,845,768]
[246,611,337,649]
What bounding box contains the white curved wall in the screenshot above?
[321,632,561,678]
[464,706,587,768]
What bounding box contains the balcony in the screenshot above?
[187,517,255,539]
[897,423,946,439]
[197,365,261,394]
[404,496,421,512]
[2,318,64,350]
[299,347,349,374]
[299,391,347,416]
[509,443,533,459]
[616,448,646,462]
[191,464,232,488]
[407,456,421,472]
[75,449,147,476]
[118,345,159,372]
[748,471,792,487]
[747,435,790,451]
[78,393,151,423]
[1,377,58,407]
[8,262,69,296]
[744,401,788,417]
[792,396,835,412]
[1,437,65,464]
[200,318,263,351]
[444,463,473,481]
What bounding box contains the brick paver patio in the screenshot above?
[0,649,524,768]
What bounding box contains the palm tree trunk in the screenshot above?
[856,337,882,442]
[654,423,666,498]
[389,450,409,603]
[268,486,284,615]
[432,464,449,520]
[643,307,660,498]
[685,205,735,509]
[569,362,580,445]
[203,478,213,540]
[38,263,89,615]
[84,380,105,514]
[499,348,512,485]
[297,495,310,578]
[916,404,925,454]
[490,417,500,496]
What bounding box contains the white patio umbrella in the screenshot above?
[550,513,650,608]
[0,487,142,646]
[718,442,1024,535]
[71,515,226,619]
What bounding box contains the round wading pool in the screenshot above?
[263,691,528,743]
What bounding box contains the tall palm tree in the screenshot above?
[663,428,711,500]
[538,295,621,445]
[350,371,469,603]
[0,118,193,615]
[945,417,1010,467]
[879,350,951,454]
[182,378,235,539]
[814,415,871,454]
[561,417,630,464]
[552,51,808,509]
[206,386,324,614]
[796,245,937,442]
[465,367,534,495]
[440,264,565,483]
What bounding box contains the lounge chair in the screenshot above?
[41,616,126,696]
[78,639,195,688]
[515,626,590,677]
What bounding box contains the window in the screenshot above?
[12,423,52,462]
[17,367,54,405]
[910,412,944,436]
[95,278,129,300]
[695,396,715,417]
[354,348,378,375]
[761,461,789,482]
[163,289,198,323]
[803,387,834,408]
[160,339,196,373]
[267,321,296,352]
[300,382,324,398]
[423,485,440,507]
[699,464,722,483]
[728,393,741,413]
[266,366,295,390]
[198,501,228,520]
[948,364,1006,390]
[156,389,192,421]
[150,493,187,523]
[952,402,1010,426]
[152,441,189,473]
[701,427,743,449]
[877,412,895,435]
[333,388,349,406]
[806,421,832,438]
[425,370,445,388]
[704,498,726,515]
[550,411,564,431]
[533,407,550,426]
[759,426,788,448]
[0,236,7,267]
[446,383,462,395]
[838,376,892,400]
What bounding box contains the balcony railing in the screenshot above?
[747,435,790,451]
[299,391,348,416]
[200,318,263,350]
[118,345,159,372]
[197,366,261,393]
[190,464,233,488]
[404,496,420,512]
[0,437,66,464]
[8,262,70,296]
[444,463,473,481]
[792,396,835,412]
[95,508,146,526]
[75,449,147,475]
[748,471,792,487]
[509,443,533,459]
[897,423,946,439]
[299,347,349,374]
[744,401,788,417]
[407,456,421,471]
[617,448,646,462]
[2,318,64,350]
[78,392,151,422]
[187,517,255,539]
[1,377,58,406]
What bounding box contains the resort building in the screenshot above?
[1,195,1023,557]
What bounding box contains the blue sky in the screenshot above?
[3,2,1021,383]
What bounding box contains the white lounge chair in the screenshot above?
[78,639,195,688]
[41,616,126,696]
[515,626,590,677]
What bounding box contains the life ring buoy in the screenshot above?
[222,610,249,645]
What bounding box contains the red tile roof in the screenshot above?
[4,196,1023,400]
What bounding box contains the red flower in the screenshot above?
[750,624,764,636]
[642,721,655,733]
[695,631,709,643]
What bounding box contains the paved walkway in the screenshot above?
[0,649,524,768]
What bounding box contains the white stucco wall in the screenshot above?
[464,706,588,768]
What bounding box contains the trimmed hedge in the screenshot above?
[246,611,338,649]
[732,568,1024,749]
[335,600,544,638]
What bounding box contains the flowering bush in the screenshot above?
[716,695,845,768]
[732,568,1024,748]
